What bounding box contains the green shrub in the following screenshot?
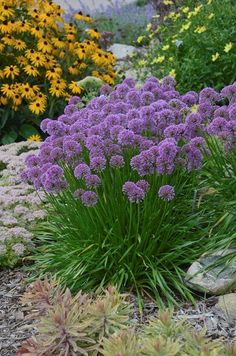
[134,0,236,92]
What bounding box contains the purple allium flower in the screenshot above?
[123,78,136,88]
[182,93,198,106]
[158,185,175,201]
[118,129,135,146]
[86,135,104,151]
[110,155,125,168]
[136,179,150,193]
[85,174,101,188]
[162,76,176,90]
[100,84,113,95]
[25,154,40,168]
[214,106,229,120]
[50,147,64,161]
[81,191,98,207]
[141,91,155,105]
[63,140,82,157]
[199,87,221,104]
[90,156,106,171]
[221,83,236,100]
[207,117,228,135]
[122,181,145,203]
[64,104,78,115]
[40,118,51,133]
[74,163,91,179]
[68,96,82,105]
[128,119,144,134]
[27,167,41,180]
[126,90,141,107]
[229,104,236,120]
[73,188,85,199]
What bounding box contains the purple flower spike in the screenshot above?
[158,185,175,201]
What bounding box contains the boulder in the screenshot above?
[185,248,236,295]
[109,43,137,61]
[216,293,236,324]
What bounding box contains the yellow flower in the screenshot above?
[27,134,42,142]
[3,65,20,79]
[1,84,15,98]
[212,52,220,62]
[29,100,46,115]
[0,96,8,105]
[162,44,170,51]
[169,57,174,62]
[191,104,198,113]
[152,56,165,64]
[13,39,27,51]
[146,23,152,31]
[49,85,64,97]
[37,39,52,53]
[182,6,189,13]
[74,12,93,22]
[137,36,145,44]
[69,81,83,94]
[169,69,176,78]
[194,26,207,34]
[138,60,148,66]
[208,13,214,19]
[24,65,39,77]
[224,42,233,53]
[12,93,22,106]
[163,0,173,4]
[180,21,191,32]
[207,0,213,4]
[86,29,101,40]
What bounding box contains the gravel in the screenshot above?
[0,268,35,356]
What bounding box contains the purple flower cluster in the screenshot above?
[23,78,236,206]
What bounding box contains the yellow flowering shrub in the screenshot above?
[0,0,116,144]
[134,0,236,93]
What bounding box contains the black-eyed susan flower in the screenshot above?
[3,65,20,79]
[69,81,83,94]
[29,99,46,114]
[27,134,42,142]
[0,0,116,133]
[14,39,27,51]
[1,83,15,98]
[37,39,52,53]
[86,28,101,40]
[24,65,39,77]
[74,11,93,23]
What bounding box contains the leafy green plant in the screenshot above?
[134,0,236,92]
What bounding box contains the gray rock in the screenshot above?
[216,293,236,324]
[109,43,137,61]
[185,248,236,295]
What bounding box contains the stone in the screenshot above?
[216,293,236,324]
[185,248,236,295]
[108,43,137,61]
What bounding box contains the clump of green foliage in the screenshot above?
[134,0,236,92]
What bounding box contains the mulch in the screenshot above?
[0,268,35,356]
